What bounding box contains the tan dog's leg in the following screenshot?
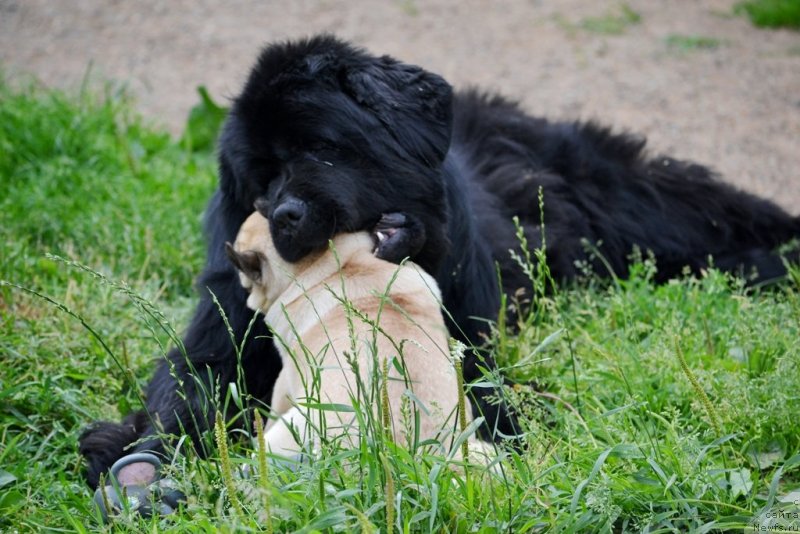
[263,406,308,458]
[265,369,294,430]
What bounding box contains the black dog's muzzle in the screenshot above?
[270,196,308,233]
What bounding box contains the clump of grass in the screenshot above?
[666,34,724,52]
[180,85,228,152]
[3,78,800,532]
[736,0,800,29]
[580,3,641,35]
[0,77,216,530]
[0,78,216,295]
[397,0,419,17]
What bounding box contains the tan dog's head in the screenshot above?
[226,211,376,313]
[225,211,301,312]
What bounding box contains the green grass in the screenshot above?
[580,4,641,35]
[665,34,724,53]
[736,0,800,29]
[2,80,800,531]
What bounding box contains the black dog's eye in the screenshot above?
[303,152,335,167]
[303,152,333,167]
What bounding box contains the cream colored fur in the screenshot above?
[230,211,492,463]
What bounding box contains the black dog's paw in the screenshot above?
[373,212,426,264]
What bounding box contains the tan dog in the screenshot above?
[226,212,491,463]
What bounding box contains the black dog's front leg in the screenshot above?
[80,189,281,490]
[79,271,278,490]
[372,212,427,264]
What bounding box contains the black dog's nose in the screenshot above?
[272,197,307,231]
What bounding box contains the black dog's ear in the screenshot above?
[342,57,453,166]
[225,242,264,283]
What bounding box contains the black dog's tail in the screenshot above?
[637,156,800,285]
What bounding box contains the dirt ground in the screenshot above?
[1,0,798,212]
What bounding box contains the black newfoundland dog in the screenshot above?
[80,34,799,488]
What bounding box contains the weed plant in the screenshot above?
[580,4,641,35]
[736,0,800,29]
[665,35,723,53]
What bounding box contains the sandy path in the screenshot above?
[1,0,798,212]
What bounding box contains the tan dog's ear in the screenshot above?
[225,242,265,283]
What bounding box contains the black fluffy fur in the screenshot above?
[79,35,799,489]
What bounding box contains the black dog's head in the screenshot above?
[217,35,453,271]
